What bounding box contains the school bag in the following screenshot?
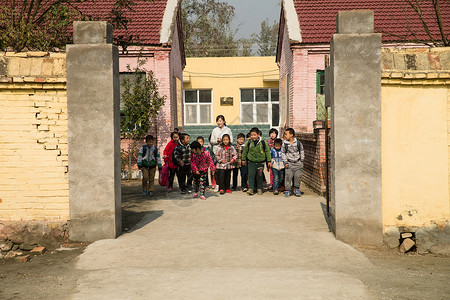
[245,139,267,162]
[246,139,267,152]
[284,140,302,162]
[141,145,158,167]
[284,140,302,153]
[158,163,169,187]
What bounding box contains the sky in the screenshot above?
[225,0,282,39]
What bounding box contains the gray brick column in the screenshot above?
[67,22,121,242]
[329,11,382,245]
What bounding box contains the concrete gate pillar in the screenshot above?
[66,22,121,242]
[329,11,382,245]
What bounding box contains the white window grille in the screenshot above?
[184,89,213,125]
[240,88,279,127]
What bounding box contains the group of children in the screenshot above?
[138,125,305,200]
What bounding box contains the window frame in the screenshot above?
[316,70,325,95]
[240,88,279,127]
[183,89,213,125]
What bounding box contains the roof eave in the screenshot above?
[283,0,302,44]
[159,0,180,45]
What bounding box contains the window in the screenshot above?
[316,70,325,95]
[240,88,279,127]
[184,89,212,125]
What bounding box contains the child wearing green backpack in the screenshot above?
[242,127,272,195]
[137,135,162,197]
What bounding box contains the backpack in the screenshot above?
[284,140,302,157]
[246,138,267,152]
[158,164,169,187]
[246,138,268,162]
[142,145,157,158]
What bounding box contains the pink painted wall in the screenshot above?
[291,46,327,133]
[118,11,184,166]
[278,15,329,134]
[278,20,294,132]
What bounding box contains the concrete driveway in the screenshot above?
[71,184,375,299]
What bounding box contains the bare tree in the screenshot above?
[0,0,141,52]
[380,0,450,47]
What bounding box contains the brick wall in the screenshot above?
[0,52,69,221]
[296,121,327,195]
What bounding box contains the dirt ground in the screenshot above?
[1,181,449,299]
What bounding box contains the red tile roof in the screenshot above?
[293,0,450,44]
[75,0,168,45]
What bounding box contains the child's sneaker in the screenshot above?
[242,187,248,192]
[285,191,291,197]
[167,187,173,192]
[200,195,206,200]
[226,189,232,194]
[257,189,263,195]
[247,189,254,195]
[274,189,279,195]
[148,191,154,197]
[193,193,198,198]
[187,189,193,194]
[294,189,302,197]
[219,189,225,195]
[214,186,219,192]
[142,190,147,196]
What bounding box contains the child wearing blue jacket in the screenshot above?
[270,138,285,195]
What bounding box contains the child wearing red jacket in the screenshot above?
[191,141,215,200]
[163,131,180,192]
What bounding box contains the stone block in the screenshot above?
[415,53,430,70]
[336,10,374,34]
[405,54,418,70]
[19,243,36,251]
[0,241,13,252]
[73,21,113,44]
[53,59,66,76]
[381,52,394,70]
[393,54,406,70]
[383,227,400,248]
[399,238,415,253]
[0,56,7,75]
[30,58,43,76]
[27,51,48,57]
[41,58,54,76]
[401,232,413,239]
[437,51,450,70]
[430,243,450,255]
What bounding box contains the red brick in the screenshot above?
[30,246,46,254]
[15,255,30,263]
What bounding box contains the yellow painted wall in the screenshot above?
[382,83,450,228]
[0,52,69,221]
[183,57,279,125]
